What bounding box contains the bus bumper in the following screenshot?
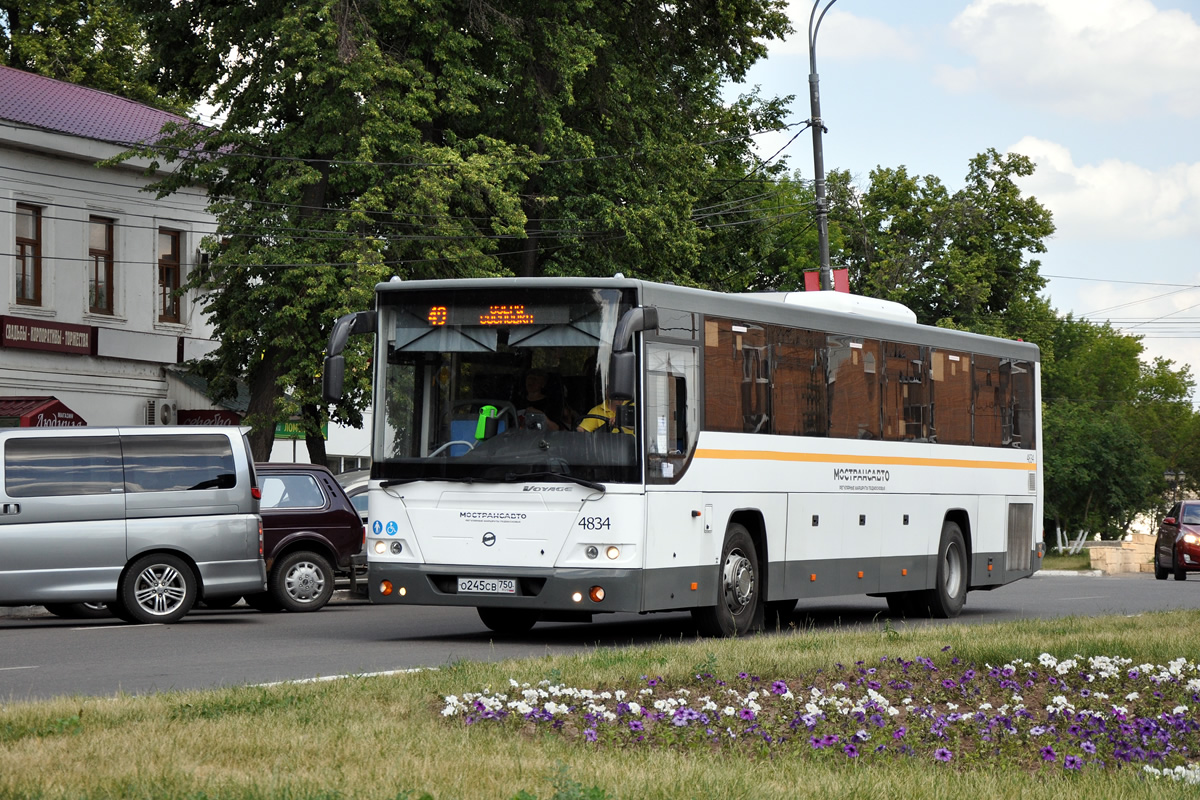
[367,562,645,613]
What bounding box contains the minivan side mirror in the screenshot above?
[1164,517,1177,526]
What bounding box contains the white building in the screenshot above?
[0,66,369,469]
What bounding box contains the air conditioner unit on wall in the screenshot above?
[146,399,178,425]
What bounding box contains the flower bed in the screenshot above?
[442,649,1200,782]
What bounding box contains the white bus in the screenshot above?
[323,277,1042,636]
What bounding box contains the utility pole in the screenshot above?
[809,0,838,291]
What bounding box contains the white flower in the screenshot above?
[628,702,641,715]
[1126,692,1140,701]
[615,690,626,701]
[723,706,736,717]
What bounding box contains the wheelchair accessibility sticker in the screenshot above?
[386,521,398,536]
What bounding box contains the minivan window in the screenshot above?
[4,436,123,497]
[123,434,236,492]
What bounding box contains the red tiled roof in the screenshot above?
[0,64,190,145]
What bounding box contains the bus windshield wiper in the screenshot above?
[503,471,606,493]
[380,476,479,488]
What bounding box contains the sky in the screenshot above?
[739,0,1200,376]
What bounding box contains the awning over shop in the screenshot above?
[0,396,87,427]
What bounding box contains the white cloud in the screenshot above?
[772,5,921,61]
[945,0,1200,119]
[1010,136,1200,240]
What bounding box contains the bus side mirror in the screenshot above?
[610,351,636,401]
[323,355,346,403]
[322,311,377,403]
[608,306,658,401]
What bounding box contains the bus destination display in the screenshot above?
[425,303,570,327]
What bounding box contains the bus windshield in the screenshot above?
[375,286,639,484]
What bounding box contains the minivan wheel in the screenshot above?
[44,602,111,620]
[271,550,335,612]
[118,553,197,624]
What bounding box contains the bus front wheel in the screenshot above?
[924,521,968,618]
[692,523,762,637]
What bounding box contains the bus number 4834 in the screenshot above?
[578,516,611,530]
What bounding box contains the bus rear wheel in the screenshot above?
[692,523,762,637]
[924,521,968,618]
[477,607,539,634]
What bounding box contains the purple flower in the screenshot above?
[935,748,953,762]
[772,680,789,695]
[844,744,859,758]
[738,672,749,679]
[1064,755,1082,770]
[893,727,908,740]
[811,736,826,750]
[628,720,643,732]
[738,708,756,721]
[1082,741,1097,754]
[1041,746,1057,762]
[584,728,597,742]
[942,679,957,689]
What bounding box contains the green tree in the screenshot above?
[828,148,1055,332]
[132,0,534,461]
[453,0,793,283]
[0,0,189,110]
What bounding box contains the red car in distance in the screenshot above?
[1156,501,1200,581]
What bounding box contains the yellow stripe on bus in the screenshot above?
[694,449,1037,471]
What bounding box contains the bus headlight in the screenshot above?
[391,541,404,554]
[589,586,605,602]
[585,545,599,559]
[606,546,620,560]
[374,541,387,555]
[571,591,583,603]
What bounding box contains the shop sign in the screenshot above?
[1,316,94,355]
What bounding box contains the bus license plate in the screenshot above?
[458,577,517,594]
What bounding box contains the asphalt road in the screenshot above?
[2,571,1198,703]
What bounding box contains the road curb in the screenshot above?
[1036,569,1103,577]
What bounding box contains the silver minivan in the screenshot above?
[0,426,266,624]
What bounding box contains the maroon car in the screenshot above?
[1155,501,1200,581]
[237,462,366,611]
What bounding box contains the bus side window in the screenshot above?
[646,343,698,484]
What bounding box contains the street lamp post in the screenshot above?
[808,0,838,291]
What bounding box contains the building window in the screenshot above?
[15,204,42,305]
[89,216,115,314]
[158,229,181,323]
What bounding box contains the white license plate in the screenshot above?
[458,577,517,594]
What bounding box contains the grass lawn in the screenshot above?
[2,612,1199,799]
